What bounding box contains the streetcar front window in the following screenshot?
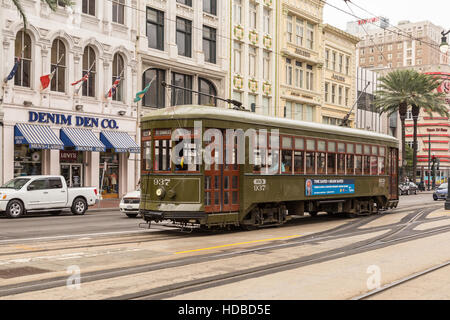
[154,139,172,171]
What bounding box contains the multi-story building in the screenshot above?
[351,20,449,70]
[0,1,140,198]
[137,0,228,110]
[322,24,359,126]
[278,0,324,121]
[229,0,278,116]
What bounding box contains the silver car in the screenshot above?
[433,183,448,201]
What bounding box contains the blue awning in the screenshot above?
[60,128,106,152]
[14,123,64,150]
[100,131,140,153]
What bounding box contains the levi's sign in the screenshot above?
[28,111,119,129]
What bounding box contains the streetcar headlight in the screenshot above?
[156,187,165,198]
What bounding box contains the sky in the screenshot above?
[323,0,450,32]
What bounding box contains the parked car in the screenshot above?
[120,189,140,218]
[0,175,98,218]
[433,183,448,201]
[399,182,418,195]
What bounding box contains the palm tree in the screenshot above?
[12,0,73,28]
[375,69,447,182]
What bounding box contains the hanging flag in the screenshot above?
[40,54,64,90]
[134,75,156,103]
[4,57,20,83]
[71,71,90,86]
[105,75,122,99]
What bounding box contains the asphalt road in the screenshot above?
[0,190,439,242]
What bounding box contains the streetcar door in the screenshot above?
[389,148,399,200]
[222,162,240,212]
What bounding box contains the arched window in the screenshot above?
[51,38,66,92]
[198,78,217,106]
[112,53,124,101]
[82,46,96,97]
[14,30,32,87]
[142,68,165,108]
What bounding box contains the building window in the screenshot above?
[172,73,192,105]
[305,105,314,122]
[285,101,292,118]
[112,0,125,24]
[203,0,217,15]
[345,87,350,107]
[234,42,242,73]
[249,46,257,77]
[287,15,293,42]
[82,0,95,16]
[146,7,164,51]
[325,82,329,103]
[285,58,292,86]
[332,51,336,71]
[14,30,32,88]
[345,56,350,75]
[199,78,217,106]
[295,61,303,88]
[262,97,270,116]
[325,49,329,69]
[305,64,313,91]
[294,103,303,120]
[233,0,242,25]
[248,94,257,112]
[82,46,96,97]
[249,2,257,29]
[143,68,165,108]
[50,38,66,93]
[338,86,343,105]
[14,145,42,177]
[263,50,270,80]
[339,54,343,73]
[263,8,270,34]
[177,0,192,6]
[296,18,304,46]
[306,22,314,50]
[331,84,336,104]
[112,53,124,102]
[203,26,216,64]
[176,17,192,57]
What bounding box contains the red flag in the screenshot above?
[71,72,90,86]
[40,70,55,90]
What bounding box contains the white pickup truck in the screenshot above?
[0,175,98,218]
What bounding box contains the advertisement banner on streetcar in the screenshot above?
[306,179,355,196]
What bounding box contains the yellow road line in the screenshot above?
[13,245,39,251]
[175,235,302,255]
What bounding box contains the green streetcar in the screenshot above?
[139,105,399,229]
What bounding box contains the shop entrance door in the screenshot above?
[61,164,83,188]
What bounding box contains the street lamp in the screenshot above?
[440,30,450,54]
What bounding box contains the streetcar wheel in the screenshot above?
[6,200,24,218]
[309,211,318,217]
[71,198,87,215]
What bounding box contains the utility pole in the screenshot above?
[428,134,431,191]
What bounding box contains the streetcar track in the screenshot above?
[0,205,446,298]
[352,260,450,300]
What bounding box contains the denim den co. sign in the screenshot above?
[28,111,119,129]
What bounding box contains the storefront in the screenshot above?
[2,109,140,198]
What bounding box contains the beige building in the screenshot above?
[354,20,449,70]
[278,0,325,122]
[322,24,359,126]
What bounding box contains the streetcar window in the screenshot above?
[294,151,304,174]
[346,154,354,175]
[281,150,293,174]
[154,139,172,171]
[364,145,371,155]
[363,156,371,175]
[338,143,345,153]
[337,154,345,175]
[327,153,336,174]
[295,138,304,150]
[174,140,199,172]
[306,152,315,174]
[306,139,315,151]
[282,137,292,149]
[355,144,362,154]
[317,152,326,174]
[317,140,326,152]
[355,155,362,175]
[347,143,354,154]
[380,147,386,157]
[143,141,152,171]
[328,142,336,152]
[378,157,385,175]
[372,146,378,155]
[371,156,378,175]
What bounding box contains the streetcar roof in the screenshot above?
[142,105,399,144]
